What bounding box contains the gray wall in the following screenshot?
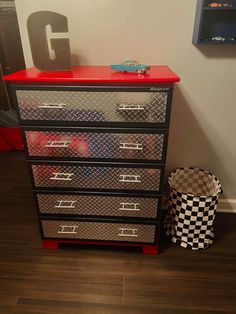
[15,0,236,199]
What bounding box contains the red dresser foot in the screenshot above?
[43,240,59,249]
[143,245,158,255]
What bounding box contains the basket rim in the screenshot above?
[168,167,222,198]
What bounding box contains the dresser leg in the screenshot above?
[143,245,158,255]
[43,240,59,249]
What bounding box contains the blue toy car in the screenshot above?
[111,60,150,74]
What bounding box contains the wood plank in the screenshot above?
[123,274,236,312]
[0,295,18,314]
[13,298,229,314]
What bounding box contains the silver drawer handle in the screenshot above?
[117,104,145,111]
[119,202,140,211]
[39,102,66,109]
[58,225,78,234]
[119,142,143,151]
[55,200,77,209]
[119,174,141,183]
[45,140,71,148]
[50,172,74,181]
[118,228,138,237]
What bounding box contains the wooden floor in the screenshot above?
[0,152,235,314]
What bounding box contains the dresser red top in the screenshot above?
[3,65,180,85]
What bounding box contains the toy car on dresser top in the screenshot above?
[111,60,150,74]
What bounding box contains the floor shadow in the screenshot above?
[60,243,143,254]
[214,212,236,243]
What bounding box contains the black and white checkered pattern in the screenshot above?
[164,168,222,250]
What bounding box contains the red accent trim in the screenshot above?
[0,127,24,151]
[143,245,158,255]
[3,65,180,84]
[43,239,158,255]
[43,240,59,249]
[0,135,12,151]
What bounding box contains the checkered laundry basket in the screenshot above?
[164,168,222,250]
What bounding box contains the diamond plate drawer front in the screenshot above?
[32,164,162,192]
[37,194,159,218]
[25,130,165,161]
[41,220,156,243]
[16,89,169,125]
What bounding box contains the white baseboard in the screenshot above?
[217,199,236,213]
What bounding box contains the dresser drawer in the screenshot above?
[36,192,160,218]
[24,128,167,162]
[31,162,164,192]
[41,219,157,243]
[14,86,172,127]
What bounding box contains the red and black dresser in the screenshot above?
[4,66,180,254]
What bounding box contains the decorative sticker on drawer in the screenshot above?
[16,90,168,124]
[41,220,156,243]
[37,194,159,218]
[32,164,162,191]
[25,131,165,161]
